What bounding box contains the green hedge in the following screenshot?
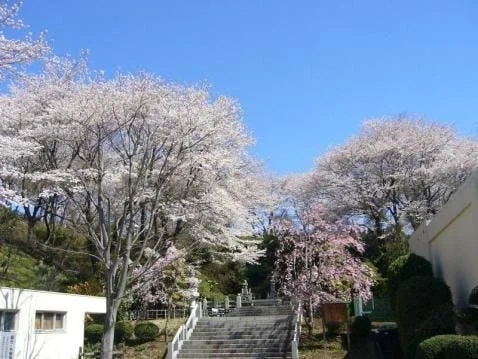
[388,253,433,312]
[85,324,104,344]
[396,276,455,359]
[84,321,134,344]
[114,320,133,343]
[350,316,371,338]
[416,335,478,359]
[134,321,160,342]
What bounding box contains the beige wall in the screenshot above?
[410,173,478,306]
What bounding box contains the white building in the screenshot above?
[0,287,106,359]
[409,172,478,306]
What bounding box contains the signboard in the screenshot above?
[0,332,16,359]
[322,302,349,325]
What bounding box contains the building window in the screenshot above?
[35,312,65,331]
[0,311,17,331]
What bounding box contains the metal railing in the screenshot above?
[291,300,302,359]
[129,308,189,321]
[167,300,202,359]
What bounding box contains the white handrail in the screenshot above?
[167,300,202,359]
[291,300,301,359]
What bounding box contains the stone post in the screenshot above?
[292,340,298,359]
[224,296,230,311]
[203,298,208,317]
[236,294,242,308]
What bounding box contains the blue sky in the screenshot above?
[16,0,478,174]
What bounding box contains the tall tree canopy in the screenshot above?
[309,117,478,234]
[0,58,266,358]
[273,204,374,303]
[0,1,49,77]
[272,203,374,335]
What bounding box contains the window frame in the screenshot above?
[34,311,66,332]
[0,310,18,332]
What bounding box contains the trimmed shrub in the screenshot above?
[457,306,478,334]
[325,321,343,338]
[134,321,160,342]
[85,323,104,344]
[114,320,133,343]
[396,276,455,358]
[388,254,433,312]
[469,285,478,306]
[85,321,134,344]
[416,335,478,359]
[350,316,372,338]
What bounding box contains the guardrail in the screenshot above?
[291,300,302,359]
[129,308,189,321]
[167,300,202,359]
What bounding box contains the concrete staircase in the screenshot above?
[176,302,295,359]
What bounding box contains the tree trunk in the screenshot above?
[309,297,314,337]
[303,298,313,338]
[101,261,123,359]
[164,300,171,342]
[101,298,119,359]
[26,220,35,242]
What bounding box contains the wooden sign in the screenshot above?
[322,302,349,325]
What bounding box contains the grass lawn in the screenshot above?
[300,338,346,359]
[299,318,347,359]
[122,318,185,359]
[0,244,38,287]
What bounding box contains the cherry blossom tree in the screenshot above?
[132,245,199,341]
[0,1,49,78]
[0,62,266,358]
[132,246,199,309]
[273,203,375,335]
[0,55,88,240]
[309,117,478,235]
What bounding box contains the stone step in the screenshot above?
[191,331,289,339]
[197,319,291,324]
[181,345,291,353]
[250,299,282,306]
[194,328,288,335]
[197,317,291,323]
[200,314,292,320]
[183,339,291,344]
[174,304,296,359]
[182,342,290,349]
[190,335,290,340]
[194,324,291,329]
[193,325,291,331]
[193,328,290,333]
[180,354,292,358]
[228,311,293,315]
[180,347,288,352]
[178,356,292,359]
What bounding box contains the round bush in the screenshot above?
[114,320,133,343]
[85,323,104,344]
[325,321,342,338]
[134,321,160,342]
[396,276,455,359]
[416,335,478,359]
[469,285,478,306]
[388,254,433,312]
[350,316,372,338]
